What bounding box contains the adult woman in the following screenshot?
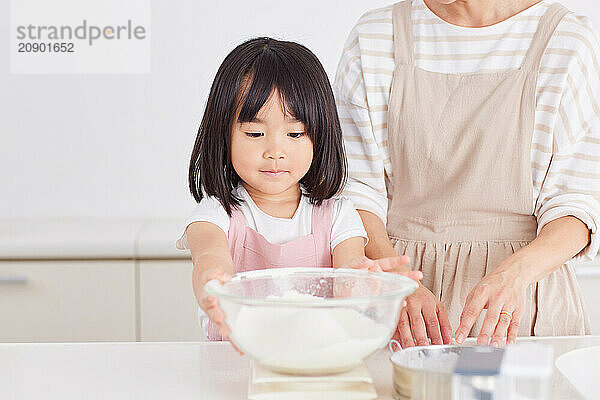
[335,0,600,347]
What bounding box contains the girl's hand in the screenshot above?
[199,268,244,355]
[341,255,423,281]
[454,264,527,347]
[396,283,453,348]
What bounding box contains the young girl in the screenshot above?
[177,37,416,342]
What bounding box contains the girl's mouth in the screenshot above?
[261,170,288,177]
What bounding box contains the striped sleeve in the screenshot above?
[333,1,600,259]
[534,15,600,260]
[334,9,394,224]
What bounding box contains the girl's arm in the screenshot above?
[357,210,401,261]
[187,221,234,337]
[332,236,367,267]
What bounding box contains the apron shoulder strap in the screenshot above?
[227,205,247,262]
[522,3,570,72]
[311,198,335,255]
[392,0,414,65]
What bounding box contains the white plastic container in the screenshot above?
[452,343,553,400]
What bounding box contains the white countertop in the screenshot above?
[2,218,599,268]
[0,217,190,259]
[136,218,189,259]
[1,336,599,400]
[0,217,144,259]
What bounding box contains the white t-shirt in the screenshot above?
[176,184,368,252]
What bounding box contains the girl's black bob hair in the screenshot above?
[188,37,347,215]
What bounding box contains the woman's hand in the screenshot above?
[454,216,591,347]
[395,283,452,347]
[342,255,453,348]
[454,264,527,347]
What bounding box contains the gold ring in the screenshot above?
[500,310,513,319]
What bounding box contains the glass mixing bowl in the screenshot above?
[205,267,417,374]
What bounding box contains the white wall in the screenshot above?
[1,0,599,219]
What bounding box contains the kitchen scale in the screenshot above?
[247,361,377,400]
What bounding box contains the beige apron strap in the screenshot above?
[392,0,414,65]
[522,3,570,72]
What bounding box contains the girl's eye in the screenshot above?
[245,132,263,138]
[288,132,305,138]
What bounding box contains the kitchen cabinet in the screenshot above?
[0,260,136,342]
[139,260,203,341]
[0,258,203,343]
[0,218,203,343]
[136,218,204,342]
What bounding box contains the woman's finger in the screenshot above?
[408,304,429,346]
[491,308,514,347]
[506,308,522,345]
[455,286,489,344]
[437,303,453,344]
[397,308,415,348]
[423,303,443,345]
[477,300,503,346]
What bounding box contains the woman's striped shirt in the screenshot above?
[334,0,600,259]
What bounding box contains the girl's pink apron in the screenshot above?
[206,199,335,340]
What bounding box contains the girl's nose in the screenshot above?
[264,150,286,160]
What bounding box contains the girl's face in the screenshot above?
[428,0,459,4]
[231,90,313,198]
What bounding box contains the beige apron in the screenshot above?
[387,0,590,336]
